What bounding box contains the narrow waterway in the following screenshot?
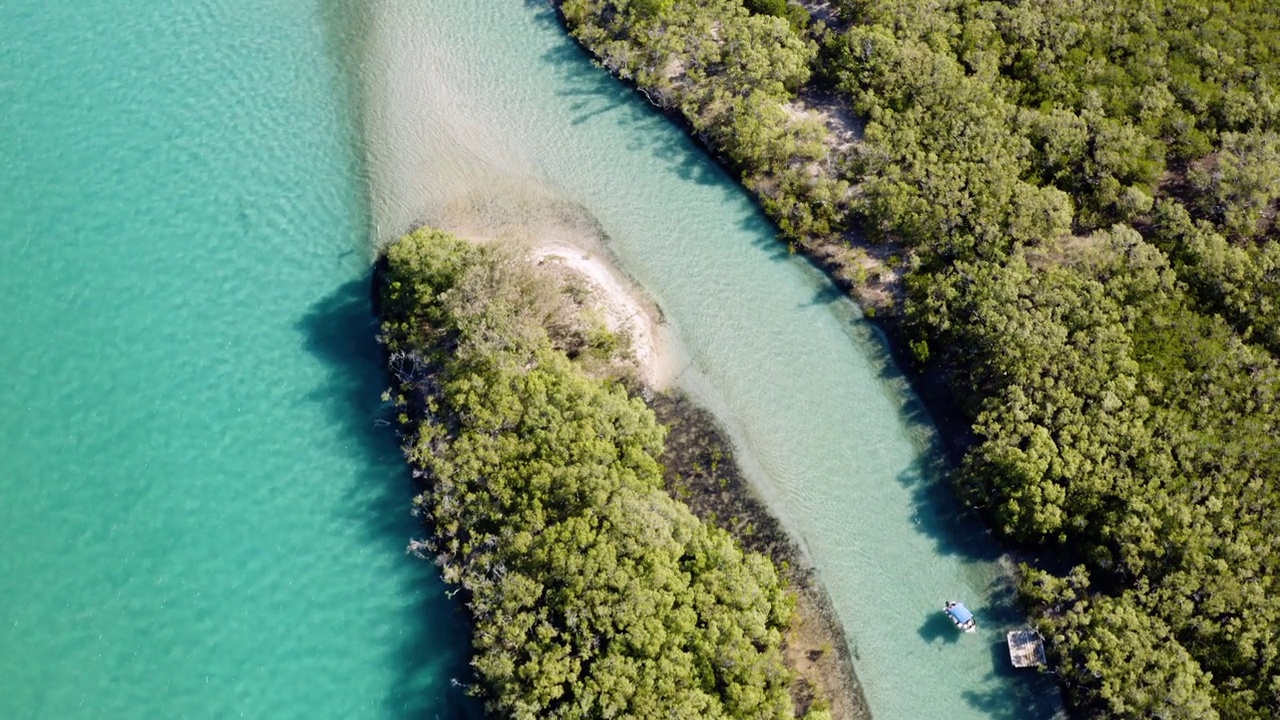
[354,2,1064,719]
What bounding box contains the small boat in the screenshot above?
[944,601,977,632]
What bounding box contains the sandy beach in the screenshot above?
[529,242,675,389]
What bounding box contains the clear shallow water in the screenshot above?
[353,1,1064,719]
[0,1,478,718]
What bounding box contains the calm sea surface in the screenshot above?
[0,1,477,718]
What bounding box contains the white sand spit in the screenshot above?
[530,243,673,389]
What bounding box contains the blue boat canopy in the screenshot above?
[946,603,974,624]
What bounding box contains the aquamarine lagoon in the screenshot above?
[0,1,477,717]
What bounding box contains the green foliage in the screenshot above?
[1152,201,1280,355]
[743,0,785,17]
[380,226,478,353]
[629,0,675,20]
[561,0,824,233]
[742,0,809,30]
[826,0,1280,234]
[1029,575,1220,718]
[824,1,1280,714]
[382,227,796,719]
[560,0,1280,715]
[1187,132,1280,240]
[907,233,1280,716]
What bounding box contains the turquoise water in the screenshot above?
[354,1,1063,719]
[0,1,478,718]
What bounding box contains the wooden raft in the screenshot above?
[1006,629,1047,668]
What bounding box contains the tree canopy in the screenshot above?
[381,228,820,719]
[557,0,1280,716]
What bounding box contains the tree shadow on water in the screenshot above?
[521,0,737,189]
[955,583,1066,719]
[921,599,1064,718]
[961,638,1066,720]
[534,32,630,127]
[297,273,484,720]
[896,454,1003,564]
[802,281,846,308]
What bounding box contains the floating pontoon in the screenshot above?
[944,601,977,632]
[1006,629,1047,668]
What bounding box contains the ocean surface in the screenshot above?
[0,1,478,718]
[0,0,1061,718]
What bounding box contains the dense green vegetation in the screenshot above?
[380,228,829,720]
[556,1,1280,717]
[560,0,850,242]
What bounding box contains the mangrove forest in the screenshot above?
[379,227,838,720]
[553,0,1280,717]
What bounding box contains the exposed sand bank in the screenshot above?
[529,242,675,389]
